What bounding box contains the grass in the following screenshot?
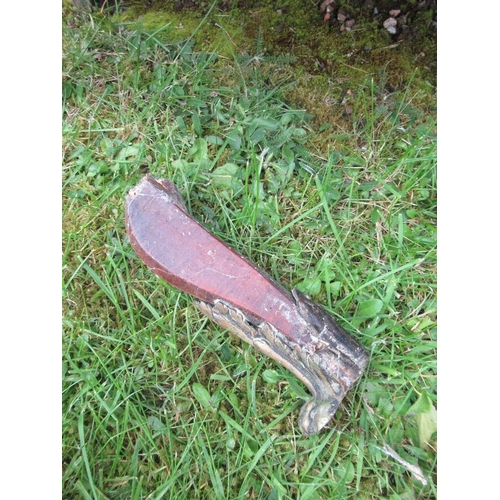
[63,6,437,499]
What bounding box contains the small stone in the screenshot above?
[383,17,397,34]
[320,0,334,13]
[337,12,347,21]
[383,17,397,28]
[345,19,355,29]
[389,9,400,17]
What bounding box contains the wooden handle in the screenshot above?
[125,175,369,435]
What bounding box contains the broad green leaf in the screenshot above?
[205,135,224,145]
[191,112,202,136]
[228,392,240,411]
[210,163,241,191]
[171,84,185,97]
[336,459,355,483]
[282,144,295,164]
[115,145,140,160]
[147,415,165,432]
[388,420,405,445]
[175,115,187,132]
[406,315,435,333]
[186,97,206,108]
[316,254,335,282]
[232,362,248,378]
[227,129,242,151]
[383,279,396,304]
[406,391,437,449]
[378,397,394,419]
[328,281,342,299]
[262,369,281,384]
[171,158,189,170]
[192,382,214,412]
[188,138,208,162]
[406,391,433,416]
[297,276,322,296]
[265,162,295,194]
[62,82,73,99]
[87,164,102,177]
[249,128,266,144]
[416,409,437,449]
[252,117,279,130]
[355,298,384,318]
[292,127,307,137]
[363,381,388,406]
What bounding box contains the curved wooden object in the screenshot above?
[125,174,369,435]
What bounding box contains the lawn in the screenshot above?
[62,4,436,498]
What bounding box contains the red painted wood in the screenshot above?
[125,175,313,344]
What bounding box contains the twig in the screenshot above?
[380,444,428,486]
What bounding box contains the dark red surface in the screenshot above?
[125,175,313,344]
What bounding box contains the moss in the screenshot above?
[113,0,435,152]
[120,5,248,58]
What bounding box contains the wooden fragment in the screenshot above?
[125,175,369,435]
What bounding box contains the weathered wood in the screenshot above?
[125,174,369,435]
